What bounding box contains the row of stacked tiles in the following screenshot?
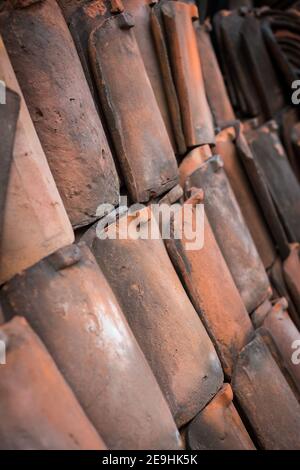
[0,0,300,450]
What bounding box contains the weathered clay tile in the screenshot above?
[213,10,261,118]
[269,257,300,331]
[157,184,183,206]
[253,298,300,394]
[165,193,254,378]
[160,1,215,147]
[240,14,286,119]
[123,0,179,154]
[0,0,119,228]
[0,87,20,245]
[251,298,273,329]
[83,209,224,427]
[0,316,106,450]
[67,1,112,108]
[0,243,181,450]
[194,20,235,128]
[232,333,300,450]
[0,37,74,285]
[150,0,186,154]
[89,12,179,202]
[256,326,300,416]
[179,144,211,188]
[237,127,290,261]
[187,384,256,450]
[215,125,276,270]
[180,150,271,314]
[247,121,300,243]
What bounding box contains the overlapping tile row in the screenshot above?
[208,0,300,450]
[213,8,286,121]
[0,0,299,451]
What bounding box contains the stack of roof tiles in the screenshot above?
[0,0,299,450]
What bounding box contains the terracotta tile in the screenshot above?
[255,298,300,396]
[0,316,106,450]
[151,0,186,154]
[233,333,300,450]
[160,1,215,147]
[187,384,256,450]
[0,37,74,285]
[194,20,235,128]
[247,121,300,242]
[215,126,276,270]
[123,0,179,153]
[0,87,19,245]
[89,12,178,202]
